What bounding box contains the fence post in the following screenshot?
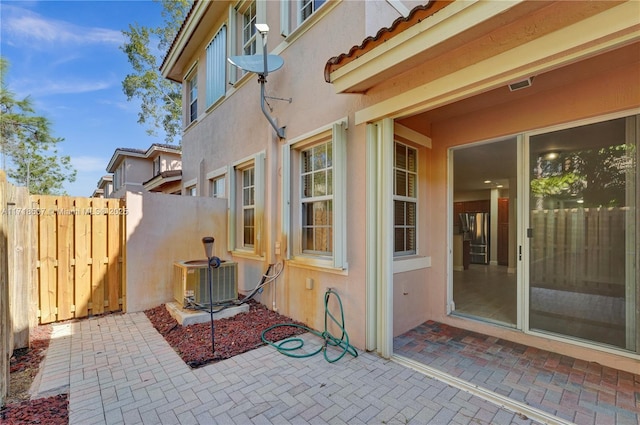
[8,184,31,349]
[0,170,10,407]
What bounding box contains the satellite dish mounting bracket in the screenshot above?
[228,24,286,139]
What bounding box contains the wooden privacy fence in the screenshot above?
[530,207,627,297]
[30,196,126,324]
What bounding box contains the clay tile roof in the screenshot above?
[160,0,199,73]
[324,1,452,83]
[115,147,146,155]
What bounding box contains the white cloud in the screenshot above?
[71,155,108,173]
[1,5,125,48]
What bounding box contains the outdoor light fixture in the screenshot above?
[201,236,221,356]
[202,236,214,259]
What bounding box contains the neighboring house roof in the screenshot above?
[96,174,113,188]
[106,143,181,172]
[143,169,183,192]
[91,188,104,198]
[324,1,448,81]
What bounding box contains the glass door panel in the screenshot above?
[452,138,518,327]
[528,116,637,351]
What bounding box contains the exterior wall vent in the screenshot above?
[508,77,533,92]
[173,260,238,307]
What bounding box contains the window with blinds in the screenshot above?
[394,141,417,256]
[205,26,226,107]
[301,142,333,254]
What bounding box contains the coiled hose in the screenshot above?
[261,288,358,363]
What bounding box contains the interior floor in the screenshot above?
[452,264,517,326]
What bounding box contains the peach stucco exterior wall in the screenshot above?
[176,1,383,348]
[125,191,228,312]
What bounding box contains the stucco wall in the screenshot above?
[176,1,374,348]
[125,191,228,312]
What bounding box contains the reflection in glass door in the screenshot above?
[528,116,638,351]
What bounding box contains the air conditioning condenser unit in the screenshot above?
[173,260,238,307]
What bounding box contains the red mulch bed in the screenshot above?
[0,394,68,425]
[1,300,302,424]
[145,300,308,368]
[2,324,68,425]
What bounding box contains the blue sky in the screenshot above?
[1,0,170,196]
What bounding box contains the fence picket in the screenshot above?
[37,196,58,324]
[56,197,74,321]
[91,199,107,315]
[74,198,91,317]
[106,199,122,311]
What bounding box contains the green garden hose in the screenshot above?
[261,288,358,363]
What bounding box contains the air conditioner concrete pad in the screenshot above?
[165,301,250,326]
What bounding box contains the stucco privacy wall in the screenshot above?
[125,191,228,312]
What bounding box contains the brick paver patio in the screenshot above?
[394,321,640,425]
[32,312,547,424]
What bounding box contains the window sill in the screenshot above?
[231,250,265,262]
[393,256,431,274]
[287,257,348,276]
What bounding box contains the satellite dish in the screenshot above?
[228,54,284,75]
[227,23,287,139]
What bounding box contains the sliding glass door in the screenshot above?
[527,116,638,351]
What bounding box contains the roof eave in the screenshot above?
[160,1,214,82]
[106,149,146,173]
[326,1,525,94]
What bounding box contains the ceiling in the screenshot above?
[452,138,517,193]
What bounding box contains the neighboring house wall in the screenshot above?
[107,145,182,198]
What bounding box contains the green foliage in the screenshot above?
[121,0,192,144]
[531,143,635,208]
[0,58,77,194]
[530,172,580,198]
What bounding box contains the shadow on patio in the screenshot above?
[394,321,639,425]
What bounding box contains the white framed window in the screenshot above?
[229,152,265,256]
[300,0,326,22]
[301,142,332,255]
[207,166,227,199]
[283,119,347,269]
[209,176,226,198]
[206,25,227,107]
[188,73,197,123]
[153,156,161,176]
[280,0,328,37]
[184,178,197,197]
[242,167,255,248]
[393,141,417,256]
[242,2,257,55]
[229,1,265,84]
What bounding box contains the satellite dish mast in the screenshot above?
[228,24,286,139]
